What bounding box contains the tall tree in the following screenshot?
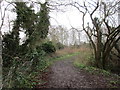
[37,2,50,39]
[66,0,120,69]
[30,2,50,49]
[14,2,37,50]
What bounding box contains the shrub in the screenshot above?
[56,42,64,50]
[40,41,56,54]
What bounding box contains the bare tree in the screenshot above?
[67,0,120,69]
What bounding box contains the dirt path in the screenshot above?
[46,56,115,88]
[36,56,120,88]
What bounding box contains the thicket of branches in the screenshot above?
[51,0,120,70]
[72,0,120,70]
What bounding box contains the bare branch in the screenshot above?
[0,2,14,31]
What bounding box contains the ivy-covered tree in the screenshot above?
[36,2,50,39]
[14,2,37,50]
[2,1,50,67]
[2,1,53,88]
[30,2,50,49]
[14,2,50,50]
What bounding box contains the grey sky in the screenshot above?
[0,0,119,43]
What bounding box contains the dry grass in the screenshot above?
[74,48,93,66]
[56,46,92,56]
[56,47,78,56]
[55,46,93,66]
[55,46,94,67]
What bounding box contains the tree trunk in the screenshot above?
[95,27,103,68]
[0,31,2,89]
[102,54,109,70]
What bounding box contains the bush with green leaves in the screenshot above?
[2,31,20,67]
[56,42,64,50]
[39,41,56,54]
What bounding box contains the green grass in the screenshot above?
[74,61,111,76]
[44,52,80,68]
[108,80,120,88]
[73,49,111,76]
[74,60,120,84]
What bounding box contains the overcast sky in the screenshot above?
[0,0,119,43]
[1,0,118,31]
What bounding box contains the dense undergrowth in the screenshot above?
[3,46,80,88]
[3,49,46,88]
